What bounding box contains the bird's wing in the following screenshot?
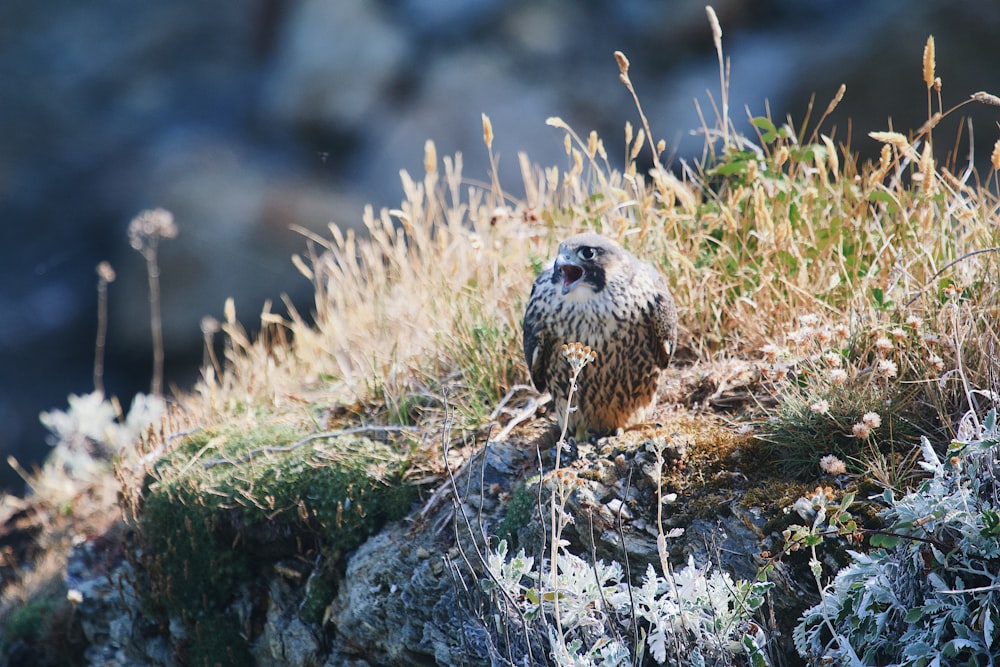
[649,278,678,368]
[523,276,553,392]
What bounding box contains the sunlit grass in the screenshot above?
[165,35,1000,488]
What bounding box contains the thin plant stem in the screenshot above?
[94,262,115,394]
[145,244,164,397]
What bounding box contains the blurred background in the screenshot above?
[2,0,998,493]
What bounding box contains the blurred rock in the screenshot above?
[262,0,411,133]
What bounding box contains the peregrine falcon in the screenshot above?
[523,233,678,438]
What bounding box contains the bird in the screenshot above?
[522,232,677,439]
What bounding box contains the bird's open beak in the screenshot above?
[555,255,584,295]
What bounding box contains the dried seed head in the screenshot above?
[481,113,493,149]
[760,343,781,363]
[629,129,645,162]
[971,91,1000,107]
[200,316,220,336]
[876,359,898,378]
[919,140,935,192]
[614,51,630,77]
[810,399,830,415]
[587,130,598,159]
[706,6,722,54]
[869,131,917,161]
[424,139,437,175]
[928,353,945,372]
[992,139,1000,172]
[823,84,846,117]
[774,145,789,168]
[862,412,882,429]
[96,261,116,283]
[561,342,597,370]
[922,36,935,88]
[819,455,846,475]
[128,208,177,252]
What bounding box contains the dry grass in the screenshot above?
[176,39,1000,484]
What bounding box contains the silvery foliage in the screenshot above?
[484,540,772,666]
[39,390,165,480]
[795,408,1000,665]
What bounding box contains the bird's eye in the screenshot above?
[578,247,597,261]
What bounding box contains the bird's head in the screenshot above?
[551,233,625,300]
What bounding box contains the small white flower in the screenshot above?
[875,336,894,353]
[877,359,898,378]
[829,368,848,385]
[760,343,781,363]
[852,422,871,439]
[819,454,846,475]
[788,328,813,346]
[928,353,944,372]
[799,314,820,328]
[862,412,882,428]
[810,399,830,414]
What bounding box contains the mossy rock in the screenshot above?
[130,422,416,665]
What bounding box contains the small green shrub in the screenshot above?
[756,312,948,480]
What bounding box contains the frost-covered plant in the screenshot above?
[38,390,165,481]
[483,541,772,666]
[795,408,1000,665]
[613,557,772,666]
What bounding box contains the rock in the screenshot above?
[397,0,505,37]
[262,0,411,132]
[253,579,322,667]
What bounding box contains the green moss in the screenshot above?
[183,612,253,667]
[3,596,58,646]
[498,483,536,545]
[300,574,336,625]
[131,421,416,660]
